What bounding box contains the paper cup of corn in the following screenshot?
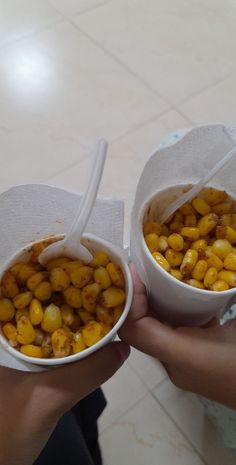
[131,124,236,326]
[0,184,132,368]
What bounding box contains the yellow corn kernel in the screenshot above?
[212,202,232,216]
[170,269,183,281]
[184,214,197,227]
[100,322,111,336]
[46,257,70,271]
[78,309,93,324]
[152,252,170,272]
[15,308,29,323]
[211,280,229,291]
[100,286,126,308]
[192,239,208,253]
[81,283,101,312]
[143,222,162,236]
[90,251,110,268]
[192,260,208,281]
[168,233,184,252]
[144,233,159,253]
[203,187,228,206]
[173,212,184,223]
[1,271,19,298]
[72,332,86,354]
[160,224,170,236]
[186,279,204,289]
[224,252,236,271]
[181,227,200,241]
[61,305,74,326]
[158,236,169,253]
[70,266,93,289]
[180,249,198,277]
[212,239,233,260]
[29,298,44,325]
[169,221,184,233]
[17,264,37,284]
[94,267,112,290]
[82,321,104,347]
[106,262,125,288]
[27,271,48,291]
[61,260,83,274]
[17,316,36,344]
[165,249,183,267]
[50,267,70,291]
[41,304,62,333]
[13,291,32,310]
[207,252,223,271]
[9,262,24,277]
[204,267,218,289]
[2,323,17,345]
[41,335,53,357]
[34,328,44,346]
[192,197,211,215]
[221,214,236,229]
[217,225,236,245]
[51,328,72,358]
[179,203,194,216]
[34,282,52,302]
[198,213,218,236]
[96,305,114,325]
[218,270,236,287]
[112,304,124,323]
[20,344,43,358]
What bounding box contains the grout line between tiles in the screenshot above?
[47,0,113,19]
[150,389,209,465]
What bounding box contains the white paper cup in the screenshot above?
[0,233,133,366]
[138,185,236,326]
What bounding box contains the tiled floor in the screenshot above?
[1,1,236,463]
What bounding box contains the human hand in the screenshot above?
[0,341,129,465]
[119,265,236,409]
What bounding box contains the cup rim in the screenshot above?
[139,189,236,297]
[0,233,133,367]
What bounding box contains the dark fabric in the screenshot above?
[33,389,106,465]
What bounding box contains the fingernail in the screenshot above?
[117,342,130,361]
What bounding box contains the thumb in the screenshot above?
[34,341,130,415]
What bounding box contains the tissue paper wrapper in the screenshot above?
[0,184,124,372]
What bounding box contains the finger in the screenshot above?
[34,342,130,415]
[201,317,220,328]
[120,264,148,330]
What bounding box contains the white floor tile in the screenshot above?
[75,0,236,104]
[100,393,205,465]
[0,0,61,46]
[180,75,236,126]
[154,378,236,465]
[48,0,111,17]
[128,347,167,390]
[99,360,147,433]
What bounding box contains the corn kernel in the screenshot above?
[203,187,228,206]
[152,252,170,272]
[29,298,44,325]
[160,224,170,236]
[192,260,208,281]
[17,264,37,284]
[34,328,44,346]
[34,282,52,302]
[204,267,218,289]
[212,239,233,260]
[170,269,183,281]
[61,305,74,326]
[63,286,82,309]
[221,214,236,229]
[1,271,19,298]
[46,257,70,271]
[112,304,124,323]
[216,225,236,245]
[179,203,194,215]
[207,252,223,271]
[41,304,62,333]
[198,213,218,236]
[212,202,232,216]
[106,262,125,288]
[173,212,184,223]
[72,331,86,354]
[20,344,43,358]
[13,291,32,310]
[145,233,159,253]
[60,260,83,274]
[186,279,204,289]
[192,239,208,252]
[81,283,101,312]
[94,267,112,289]
[51,328,72,358]
[181,227,200,241]
[169,221,184,233]
[100,287,126,308]
[211,280,229,291]
[224,252,236,271]
[168,233,184,251]
[100,322,111,336]
[90,251,110,267]
[158,236,169,253]
[192,197,211,215]
[17,316,36,344]
[9,262,24,277]
[165,249,183,267]
[78,309,93,324]
[15,308,29,323]
[27,271,48,291]
[2,323,17,345]
[82,321,104,347]
[70,266,93,289]
[96,305,114,325]
[50,267,70,292]
[70,314,81,332]
[41,335,53,357]
[218,270,236,287]
[143,222,162,236]
[184,214,197,227]
[180,249,198,277]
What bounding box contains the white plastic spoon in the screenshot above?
[158,145,236,224]
[39,138,108,265]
